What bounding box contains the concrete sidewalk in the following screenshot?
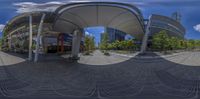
[78,50,131,65]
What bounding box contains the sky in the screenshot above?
[0,0,200,41]
[84,26,104,46]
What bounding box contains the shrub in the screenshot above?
[84,51,90,55]
[104,52,110,56]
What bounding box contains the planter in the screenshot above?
[104,52,110,56]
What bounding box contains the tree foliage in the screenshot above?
[84,35,95,51]
[101,39,136,51]
[100,33,109,50]
[152,30,200,51]
[152,30,169,50]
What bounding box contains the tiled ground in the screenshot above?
[0,51,200,99]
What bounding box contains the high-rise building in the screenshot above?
[102,27,126,43]
[149,14,185,38]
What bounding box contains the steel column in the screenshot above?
[34,13,46,62]
[71,30,82,59]
[28,15,33,61]
[140,16,152,53]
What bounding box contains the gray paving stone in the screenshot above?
[0,51,199,99]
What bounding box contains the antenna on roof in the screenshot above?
[171,11,181,23]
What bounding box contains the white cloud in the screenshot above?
[193,24,200,32]
[0,24,5,32]
[12,0,144,14]
[13,0,94,13]
[101,30,105,33]
[85,31,90,35]
[13,0,199,13]
[69,0,92,3]
[13,1,65,13]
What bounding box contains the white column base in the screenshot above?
[71,30,82,60]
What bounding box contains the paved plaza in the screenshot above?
[0,51,200,99]
[78,50,135,65]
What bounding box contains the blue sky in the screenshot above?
[84,26,104,46]
[0,0,200,41]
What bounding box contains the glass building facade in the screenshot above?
[149,14,185,38]
[103,27,127,43]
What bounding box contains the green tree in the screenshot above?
[85,35,90,51]
[111,41,118,50]
[84,35,95,51]
[187,39,196,49]
[106,40,135,51]
[0,38,2,50]
[100,33,109,50]
[196,40,200,49]
[168,37,182,50]
[152,30,170,51]
[90,36,95,50]
[127,40,134,50]
[107,43,113,50]
[120,40,134,50]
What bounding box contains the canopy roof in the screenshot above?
[3,12,56,35]
[54,2,145,39]
[4,2,145,40]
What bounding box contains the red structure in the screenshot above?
[57,33,64,53]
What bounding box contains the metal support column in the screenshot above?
[34,13,46,62]
[140,16,152,53]
[28,15,33,61]
[9,34,12,50]
[57,34,60,53]
[71,30,82,60]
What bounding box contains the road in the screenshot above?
[0,51,200,99]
